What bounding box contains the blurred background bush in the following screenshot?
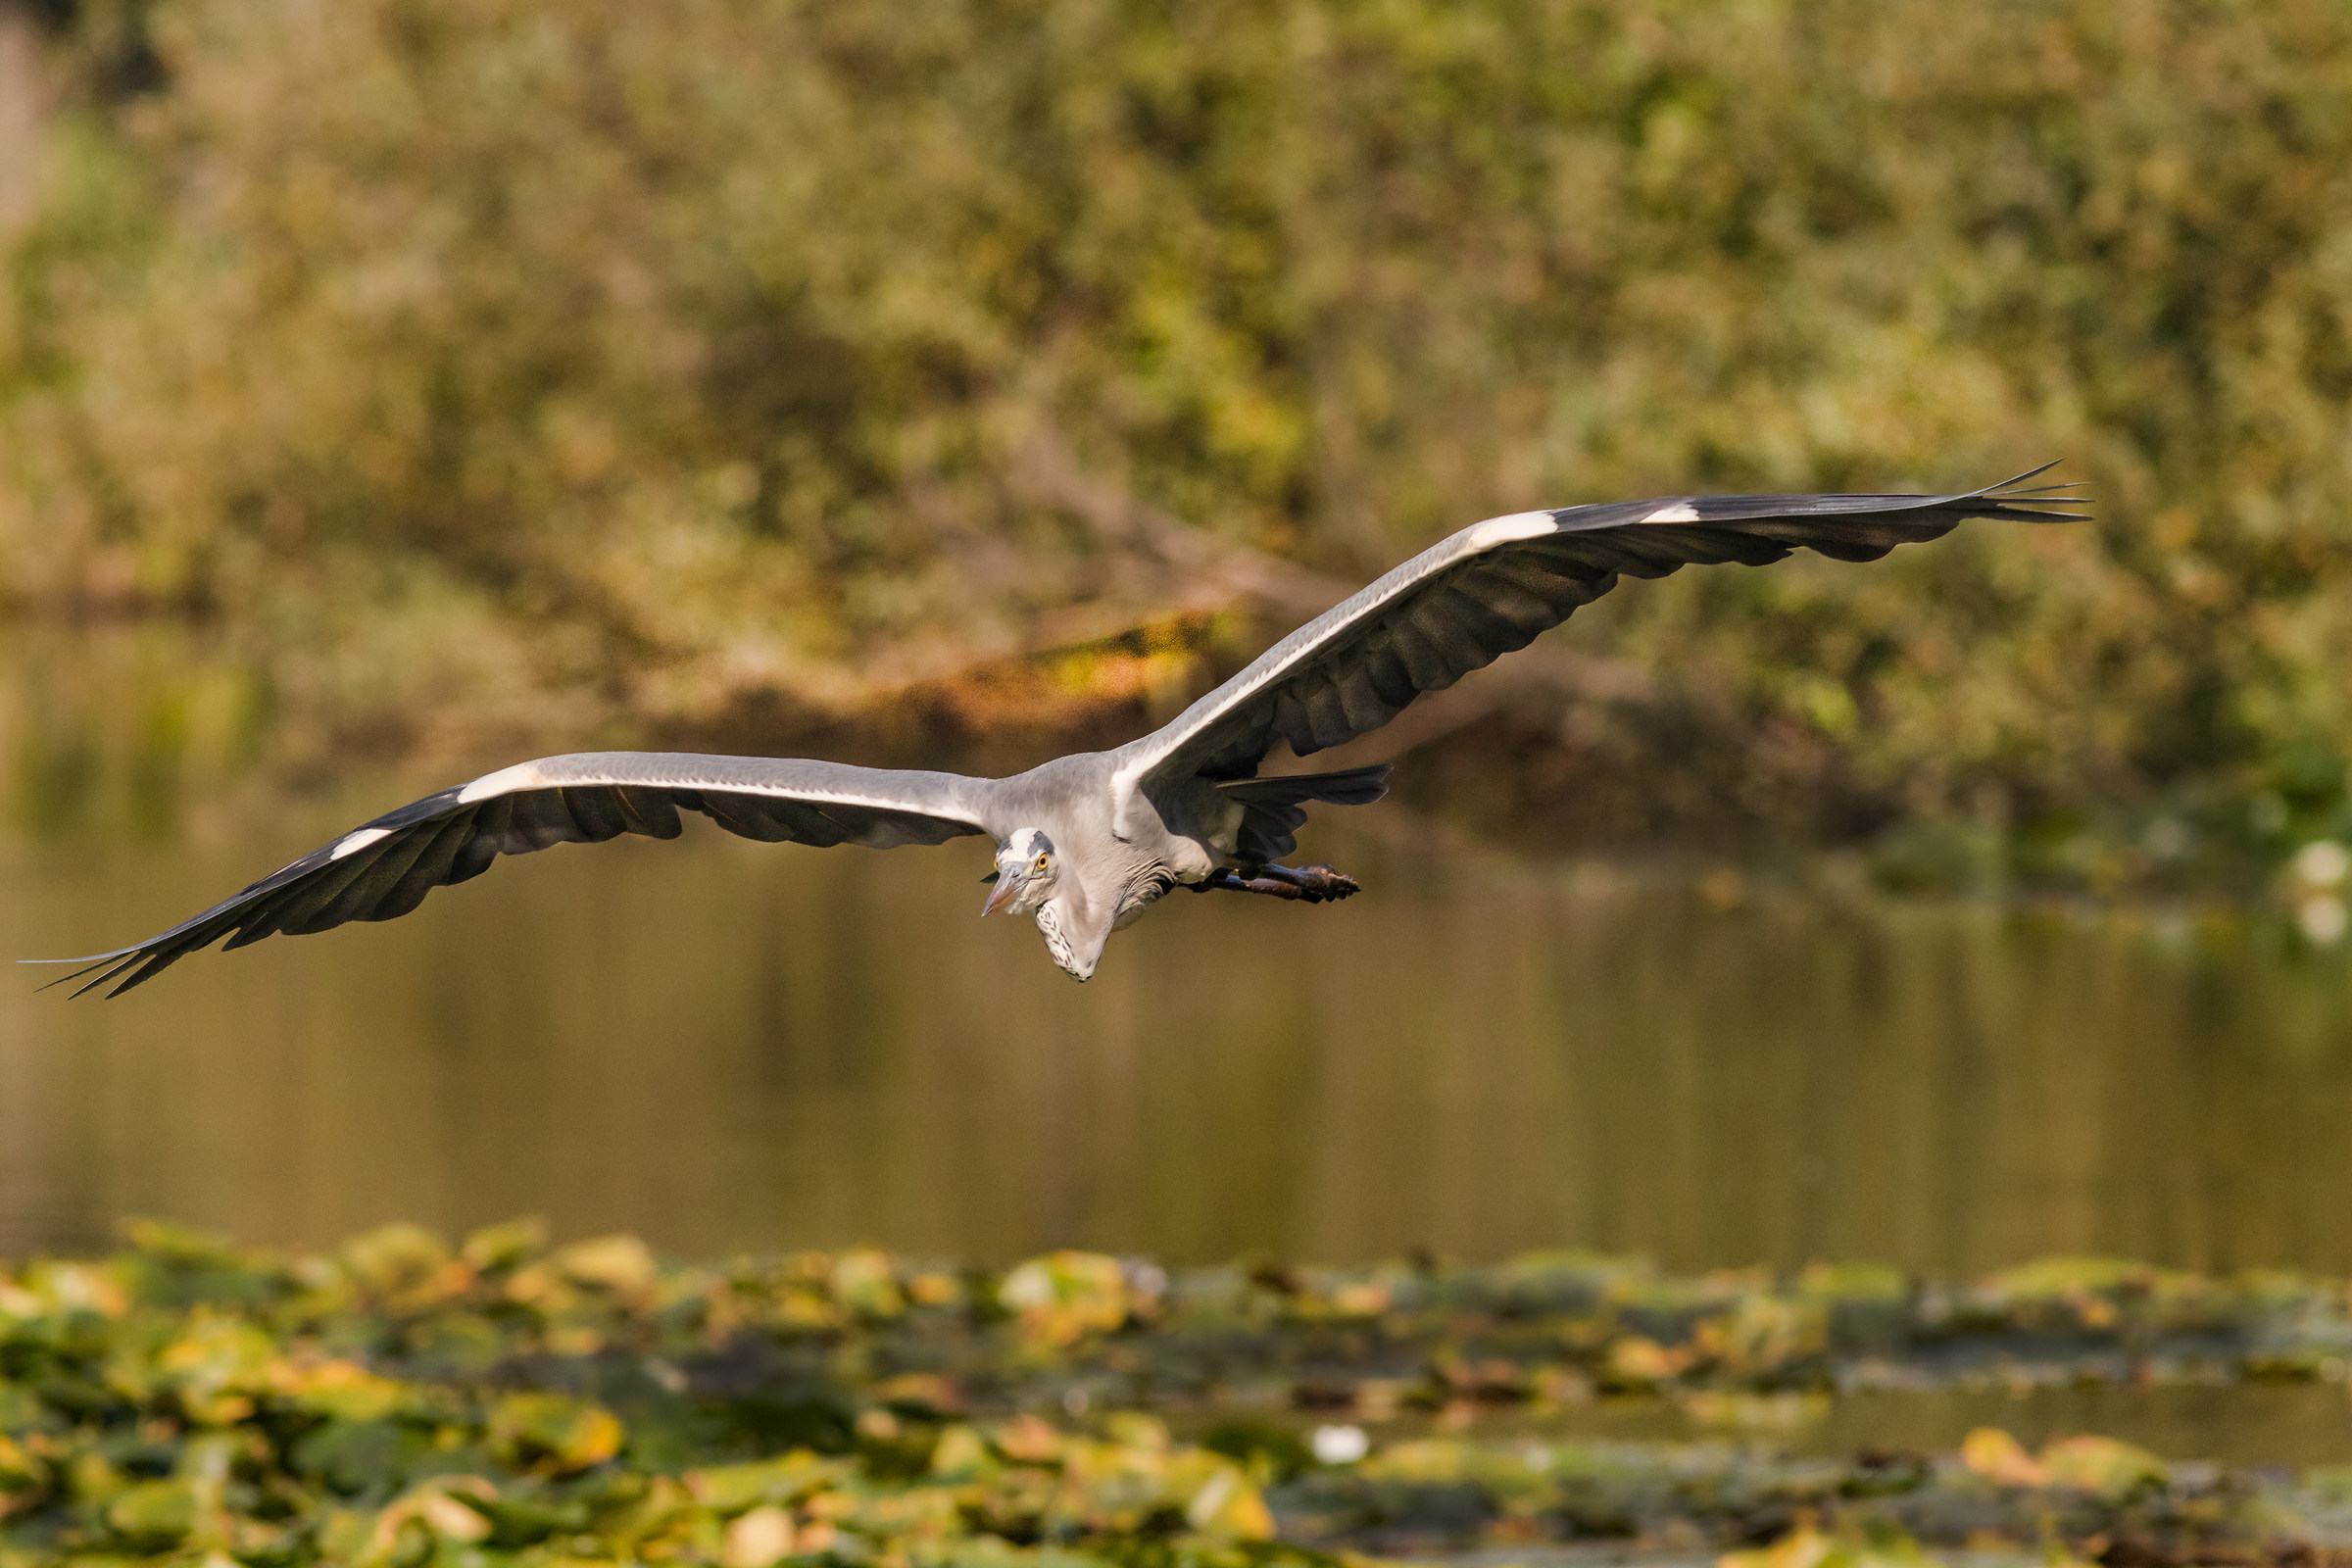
[3,0,2350,884]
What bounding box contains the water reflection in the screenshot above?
[5,801,2352,1274]
[1,625,268,844]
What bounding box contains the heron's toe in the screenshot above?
[1299,864,1362,901]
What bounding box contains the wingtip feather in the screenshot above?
[1978,459,2089,518]
[66,956,140,1000]
[1983,458,2067,491]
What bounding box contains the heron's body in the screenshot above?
[34,468,2084,995]
[985,750,1188,976]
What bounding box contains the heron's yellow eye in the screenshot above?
[1035,854,1050,870]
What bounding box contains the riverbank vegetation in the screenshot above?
[5,2,2352,890]
[4,1223,2352,1564]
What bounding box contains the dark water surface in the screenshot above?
[6,800,2352,1276]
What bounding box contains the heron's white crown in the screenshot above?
[996,827,1054,864]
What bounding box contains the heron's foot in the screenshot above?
[1193,863,1362,903]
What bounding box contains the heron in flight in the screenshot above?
[36,468,2081,995]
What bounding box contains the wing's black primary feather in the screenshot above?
[1115,466,2085,795]
[27,753,993,998]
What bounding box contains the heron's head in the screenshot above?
[981,829,1060,917]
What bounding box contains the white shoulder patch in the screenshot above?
[1463,510,1559,551]
[1642,501,1701,522]
[457,762,550,804]
[330,826,394,861]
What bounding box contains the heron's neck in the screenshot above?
[1035,893,1111,982]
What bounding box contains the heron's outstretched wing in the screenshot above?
[1110,466,2084,818]
[29,753,995,998]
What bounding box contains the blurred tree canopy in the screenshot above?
[3,0,2351,876]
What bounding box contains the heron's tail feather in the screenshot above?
[1215,763,1392,808]
[1216,764,1391,863]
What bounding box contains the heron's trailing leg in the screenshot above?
[1191,863,1362,904]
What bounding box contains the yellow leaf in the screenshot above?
[685,1451,847,1513]
[721,1504,796,1567]
[1961,1428,2048,1488]
[1604,1335,1695,1387]
[271,1358,408,1422]
[362,1479,498,1559]
[414,1490,492,1543]
[105,1477,201,1547]
[1719,1520,1835,1568]
[1358,1440,1463,1483]
[460,1217,550,1272]
[929,1425,991,1478]
[1182,1462,1275,1540]
[551,1234,658,1296]
[830,1250,906,1318]
[992,1413,1063,1463]
[0,1435,44,1501]
[489,1393,624,1474]
[341,1224,454,1298]
[2039,1435,2166,1496]
[999,1252,1128,1348]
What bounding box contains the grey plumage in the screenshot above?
[32,466,2082,995]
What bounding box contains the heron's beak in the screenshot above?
[982,872,1021,916]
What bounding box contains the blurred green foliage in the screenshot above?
[0,1220,1307,1564]
[5,1221,2352,1562]
[4,0,2352,874]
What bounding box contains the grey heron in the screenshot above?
[34,467,2082,995]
